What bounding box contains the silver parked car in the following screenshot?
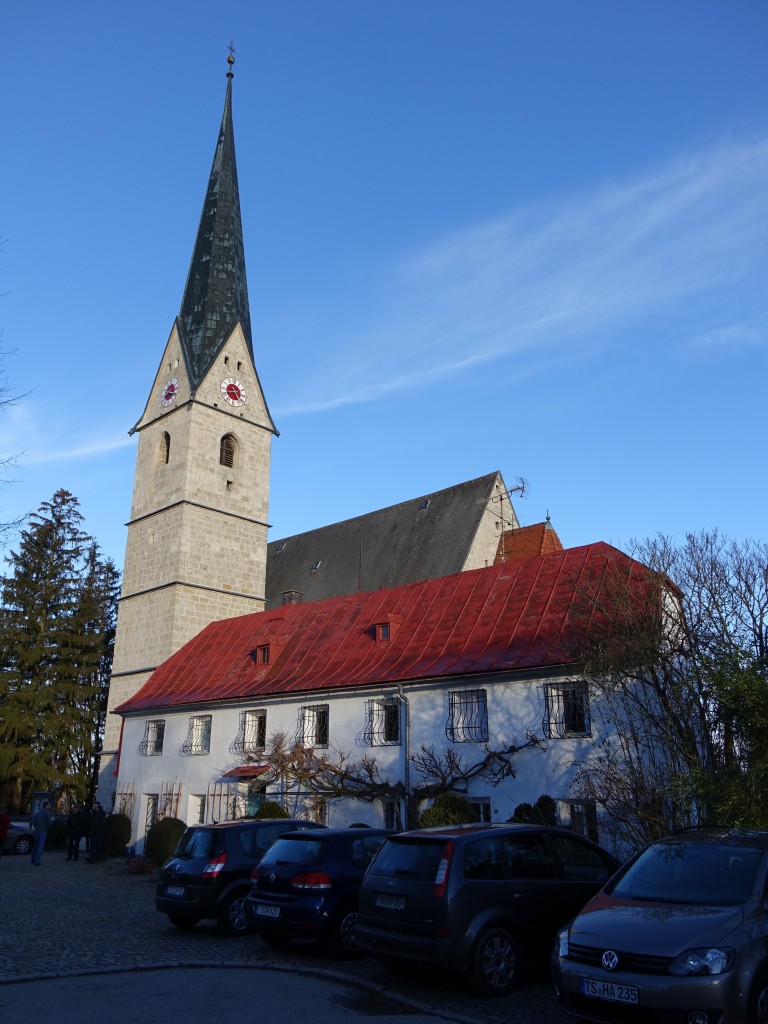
[2,822,35,855]
[552,828,768,1023]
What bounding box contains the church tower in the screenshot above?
[98,57,277,802]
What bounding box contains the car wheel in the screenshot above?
[468,927,518,997]
[168,913,200,930]
[260,932,293,949]
[325,906,359,958]
[217,890,251,936]
[14,836,33,855]
[751,970,768,1023]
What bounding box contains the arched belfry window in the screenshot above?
[161,432,171,465]
[220,433,236,468]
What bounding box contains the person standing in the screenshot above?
[87,801,107,862]
[31,801,52,865]
[0,805,10,862]
[66,802,88,861]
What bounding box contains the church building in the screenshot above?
[99,61,650,849]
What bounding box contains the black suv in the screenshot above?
[244,827,393,957]
[155,818,325,935]
[354,823,620,995]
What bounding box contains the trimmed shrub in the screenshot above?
[508,794,558,826]
[102,812,132,857]
[144,817,186,865]
[253,800,289,819]
[419,791,474,828]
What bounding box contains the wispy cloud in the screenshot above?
[277,136,768,415]
[0,402,133,467]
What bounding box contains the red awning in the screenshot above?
[219,765,270,780]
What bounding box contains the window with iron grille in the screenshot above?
[297,704,329,747]
[364,697,401,745]
[384,801,399,830]
[470,798,492,823]
[180,714,212,756]
[446,689,488,743]
[566,801,599,843]
[219,433,236,468]
[230,709,267,755]
[145,794,159,833]
[542,682,591,738]
[138,719,165,756]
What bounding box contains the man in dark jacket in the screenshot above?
[87,802,107,862]
[66,803,89,862]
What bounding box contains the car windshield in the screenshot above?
[609,842,764,905]
[260,837,325,867]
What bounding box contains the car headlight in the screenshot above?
[668,948,735,976]
[556,927,570,958]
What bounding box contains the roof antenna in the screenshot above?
[489,476,529,563]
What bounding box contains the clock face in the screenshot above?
[221,377,246,407]
[161,378,179,407]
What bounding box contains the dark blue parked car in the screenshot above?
[244,827,393,956]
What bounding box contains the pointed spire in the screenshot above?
[178,53,253,391]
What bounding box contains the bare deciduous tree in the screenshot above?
[569,532,768,853]
[259,730,543,828]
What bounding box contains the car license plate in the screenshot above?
[166,885,185,897]
[580,977,638,1004]
[375,894,406,910]
[256,905,281,919]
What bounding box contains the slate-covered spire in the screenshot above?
[178,57,253,391]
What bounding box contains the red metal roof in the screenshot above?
[116,542,653,714]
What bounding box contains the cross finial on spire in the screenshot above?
[227,41,236,77]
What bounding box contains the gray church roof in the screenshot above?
[177,66,253,392]
[265,472,505,608]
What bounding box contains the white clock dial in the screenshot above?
[161,378,179,407]
[221,377,246,407]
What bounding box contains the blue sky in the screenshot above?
[1,1,766,569]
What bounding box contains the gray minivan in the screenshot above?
[354,823,619,996]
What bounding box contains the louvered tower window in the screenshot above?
[220,433,236,468]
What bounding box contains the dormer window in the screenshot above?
[258,645,270,665]
[419,499,430,510]
[371,613,401,641]
[311,560,321,571]
[277,541,287,553]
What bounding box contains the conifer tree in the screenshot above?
[0,490,119,811]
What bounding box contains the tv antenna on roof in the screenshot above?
[508,476,528,500]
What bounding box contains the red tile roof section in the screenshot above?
[220,766,270,779]
[116,542,652,714]
[494,522,564,564]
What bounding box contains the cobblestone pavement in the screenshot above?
[0,851,570,1023]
